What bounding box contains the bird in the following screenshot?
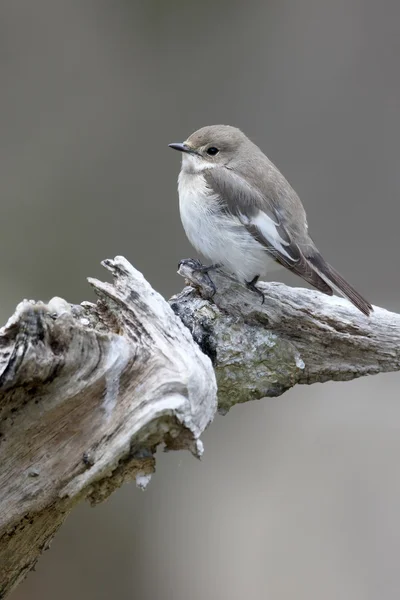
[169,125,372,316]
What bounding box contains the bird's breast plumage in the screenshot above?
[177,169,275,281]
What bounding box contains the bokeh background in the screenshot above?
[2,1,400,598]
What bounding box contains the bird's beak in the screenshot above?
[168,142,194,154]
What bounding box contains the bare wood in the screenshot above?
[0,257,216,598]
[1,256,399,597]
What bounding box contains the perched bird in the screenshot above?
[169,125,372,316]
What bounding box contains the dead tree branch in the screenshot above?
[1,256,398,597]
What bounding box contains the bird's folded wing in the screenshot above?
[204,167,333,294]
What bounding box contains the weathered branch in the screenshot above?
[1,256,398,597]
[174,260,400,413]
[0,257,216,598]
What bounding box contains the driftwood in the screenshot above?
[1,256,399,597]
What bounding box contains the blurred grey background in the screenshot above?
[2,0,400,598]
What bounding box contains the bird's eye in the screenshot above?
[206,147,219,156]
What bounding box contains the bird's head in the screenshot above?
[169,124,249,173]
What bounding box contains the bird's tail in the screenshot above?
[308,254,373,316]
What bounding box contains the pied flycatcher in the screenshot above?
[169,125,372,316]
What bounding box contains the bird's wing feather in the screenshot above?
[204,167,333,294]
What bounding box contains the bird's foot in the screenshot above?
[178,259,219,298]
[178,258,220,274]
[245,275,265,304]
[195,262,221,274]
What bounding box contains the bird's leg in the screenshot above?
[245,275,265,304]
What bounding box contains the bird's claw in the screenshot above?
[178,259,218,299]
[245,276,265,304]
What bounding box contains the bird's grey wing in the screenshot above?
[204,167,333,295]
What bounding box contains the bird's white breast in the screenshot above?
[177,169,276,282]
[178,170,220,258]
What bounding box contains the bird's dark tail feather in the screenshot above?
[308,255,373,316]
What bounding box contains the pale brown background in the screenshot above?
[2,1,400,599]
